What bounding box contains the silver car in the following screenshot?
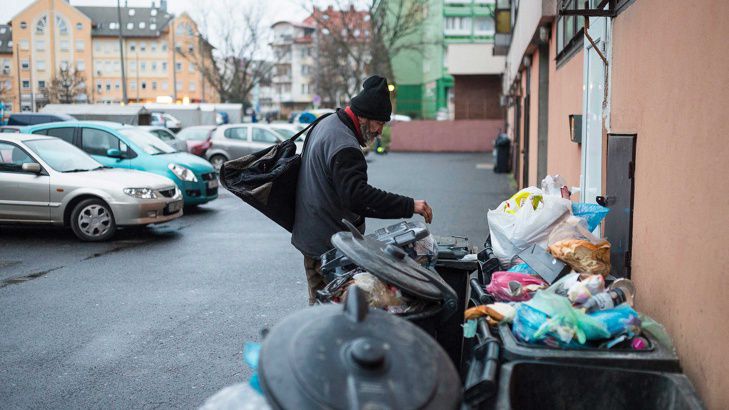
[204,124,284,170]
[0,134,183,241]
[138,125,188,152]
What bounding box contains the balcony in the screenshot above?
[493,33,511,55]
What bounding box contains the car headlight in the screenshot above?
[123,188,158,199]
[168,163,198,182]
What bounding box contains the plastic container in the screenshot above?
[496,361,704,410]
[498,322,681,372]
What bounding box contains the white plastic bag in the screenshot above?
[488,188,572,267]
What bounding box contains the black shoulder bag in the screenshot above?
[219,114,333,232]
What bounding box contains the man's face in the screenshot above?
[359,118,386,143]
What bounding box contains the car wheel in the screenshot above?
[70,198,116,242]
[209,154,227,172]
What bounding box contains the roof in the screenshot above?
[76,6,174,38]
[0,133,54,143]
[40,104,149,115]
[0,25,12,54]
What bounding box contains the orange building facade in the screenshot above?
[0,0,217,112]
[500,1,729,408]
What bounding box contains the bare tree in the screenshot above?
[182,1,275,106]
[45,67,87,104]
[0,80,11,104]
[305,0,431,103]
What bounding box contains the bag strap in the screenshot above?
[288,112,334,142]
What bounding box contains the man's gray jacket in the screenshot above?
[291,110,414,259]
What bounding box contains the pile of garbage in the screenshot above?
[467,175,673,351]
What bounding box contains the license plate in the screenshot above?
[165,200,183,215]
[207,179,219,189]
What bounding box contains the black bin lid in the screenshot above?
[330,221,452,301]
[259,287,462,410]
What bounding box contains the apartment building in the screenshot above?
[498,1,729,408]
[270,21,315,117]
[3,0,217,112]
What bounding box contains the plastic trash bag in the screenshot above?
[352,272,404,309]
[567,275,605,306]
[488,188,572,267]
[541,175,568,197]
[486,271,548,302]
[200,382,272,410]
[408,232,438,269]
[547,216,611,276]
[572,202,610,231]
[639,313,676,353]
[508,263,537,275]
[589,304,641,337]
[513,291,610,346]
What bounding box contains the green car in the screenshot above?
[22,121,218,206]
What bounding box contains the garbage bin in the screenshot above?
[259,286,463,409]
[495,361,705,410]
[321,221,461,365]
[493,134,511,173]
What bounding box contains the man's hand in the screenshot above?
[414,200,433,223]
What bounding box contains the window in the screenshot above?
[301,65,309,75]
[139,22,146,30]
[129,61,136,71]
[21,60,29,70]
[38,80,46,89]
[188,45,194,53]
[96,80,102,92]
[36,16,48,33]
[76,40,84,51]
[20,22,27,30]
[189,82,195,91]
[175,81,182,90]
[130,80,137,90]
[60,40,70,51]
[474,17,495,34]
[175,62,182,72]
[151,42,157,52]
[252,128,280,143]
[188,63,194,73]
[224,127,248,140]
[129,42,136,52]
[36,60,45,71]
[109,22,118,30]
[113,60,120,71]
[45,127,75,143]
[140,62,146,72]
[127,22,134,31]
[151,9,158,17]
[22,80,30,89]
[76,22,83,31]
[162,81,168,90]
[161,62,168,72]
[445,16,471,33]
[151,62,157,71]
[76,60,85,71]
[103,61,110,72]
[94,42,101,52]
[56,16,68,34]
[141,42,147,52]
[81,128,126,157]
[556,0,585,60]
[106,81,111,91]
[0,142,34,173]
[152,81,157,90]
[141,81,147,90]
[20,40,29,50]
[115,80,120,90]
[161,43,168,51]
[150,23,157,31]
[35,40,45,50]
[128,9,136,16]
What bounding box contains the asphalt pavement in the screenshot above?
[0,152,512,409]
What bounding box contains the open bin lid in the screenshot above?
[330,221,452,301]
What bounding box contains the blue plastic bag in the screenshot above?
[589,304,641,337]
[572,202,609,231]
[508,263,537,275]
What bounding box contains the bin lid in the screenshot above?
[259,286,462,410]
[330,223,445,301]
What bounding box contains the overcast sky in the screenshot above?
[0,0,310,30]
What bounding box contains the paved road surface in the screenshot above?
[0,152,511,408]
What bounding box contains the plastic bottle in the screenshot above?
[582,278,635,312]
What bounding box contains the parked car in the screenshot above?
[139,125,188,152]
[21,121,218,206]
[7,112,75,126]
[150,112,182,132]
[0,126,23,133]
[269,124,307,154]
[205,123,285,171]
[176,125,216,157]
[0,133,183,241]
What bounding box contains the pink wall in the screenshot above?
[546,25,584,198]
[389,119,504,152]
[611,1,729,408]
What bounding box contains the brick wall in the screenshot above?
[389,119,504,152]
[453,74,504,120]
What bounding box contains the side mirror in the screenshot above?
[106,148,122,158]
[22,162,42,173]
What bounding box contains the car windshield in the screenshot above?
[119,128,177,155]
[272,127,304,142]
[24,138,103,172]
[177,127,212,141]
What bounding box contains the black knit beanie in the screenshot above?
[350,75,392,122]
